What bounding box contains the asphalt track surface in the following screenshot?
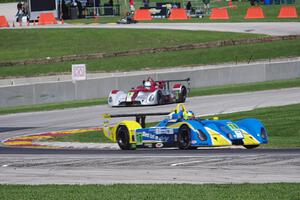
[0,147,299,184]
[1,87,300,141]
[0,88,300,184]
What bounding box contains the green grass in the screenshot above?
[1,78,300,115]
[46,130,112,143]
[0,183,299,200]
[46,103,300,148]
[0,29,260,62]
[1,38,299,78]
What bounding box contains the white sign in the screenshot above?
[72,64,86,81]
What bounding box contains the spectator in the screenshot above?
[129,0,135,12]
[76,0,83,18]
[202,0,210,14]
[117,11,137,24]
[108,0,113,6]
[186,1,192,16]
[143,0,149,8]
[166,2,172,17]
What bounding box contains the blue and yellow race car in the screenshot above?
[103,104,268,150]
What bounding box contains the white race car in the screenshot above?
[108,77,190,106]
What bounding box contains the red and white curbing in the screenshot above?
[0,127,119,149]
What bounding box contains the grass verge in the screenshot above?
[1,78,300,115]
[47,103,300,148]
[46,130,112,143]
[0,183,299,200]
[1,38,299,78]
[0,29,260,62]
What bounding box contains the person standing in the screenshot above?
[143,0,149,8]
[202,0,210,14]
[186,1,192,16]
[129,0,135,12]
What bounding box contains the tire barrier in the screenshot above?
[0,15,9,28]
[210,8,230,20]
[38,12,58,25]
[169,8,188,20]
[278,6,298,18]
[245,7,265,19]
[134,9,152,21]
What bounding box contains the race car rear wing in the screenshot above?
[103,112,170,128]
[156,78,190,83]
[155,78,190,90]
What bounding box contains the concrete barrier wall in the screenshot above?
[1,60,300,107]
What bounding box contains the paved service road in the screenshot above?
[3,22,300,36]
[86,22,300,36]
[1,87,300,141]
[0,148,299,184]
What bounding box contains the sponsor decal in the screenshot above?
[136,132,143,145]
[155,143,164,148]
[227,123,243,139]
[155,128,174,135]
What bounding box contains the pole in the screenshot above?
[94,0,96,16]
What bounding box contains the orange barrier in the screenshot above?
[134,9,152,21]
[0,16,9,28]
[169,8,188,20]
[210,8,229,20]
[38,13,57,25]
[278,6,298,18]
[245,7,265,19]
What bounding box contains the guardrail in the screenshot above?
[0,59,300,107]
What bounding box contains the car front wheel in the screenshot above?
[178,125,192,149]
[116,125,135,150]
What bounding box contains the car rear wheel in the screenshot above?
[178,125,192,149]
[157,91,164,105]
[116,125,135,150]
[243,145,259,149]
[178,86,187,103]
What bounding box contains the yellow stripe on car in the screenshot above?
[241,129,260,145]
[205,127,232,146]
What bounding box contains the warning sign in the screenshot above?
[72,64,86,81]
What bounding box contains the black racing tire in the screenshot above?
[116,125,135,150]
[178,86,187,103]
[157,91,164,105]
[178,125,192,149]
[243,145,259,149]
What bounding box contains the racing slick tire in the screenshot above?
[157,91,164,105]
[116,125,135,150]
[243,145,259,149]
[177,86,187,103]
[178,125,192,149]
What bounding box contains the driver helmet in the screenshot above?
[144,81,151,89]
[183,110,195,120]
